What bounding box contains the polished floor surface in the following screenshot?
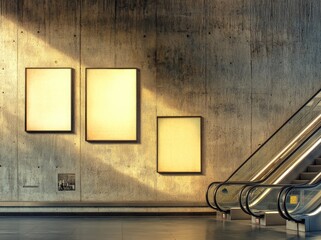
[0,216,320,239]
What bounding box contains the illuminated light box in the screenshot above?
[86,68,138,142]
[25,68,73,132]
[157,116,202,173]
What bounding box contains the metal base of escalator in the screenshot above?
[251,212,285,226]
[216,208,251,220]
[286,214,321,232]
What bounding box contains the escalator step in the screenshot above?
[315,158,321,165]
[300,172,318,180]
[307,165,321,172]
[291,179,309,184]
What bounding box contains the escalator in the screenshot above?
[239,150,321,220]
[206,88,321,214]
[278,180,321,231]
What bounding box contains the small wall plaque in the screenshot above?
[58,173,75,191]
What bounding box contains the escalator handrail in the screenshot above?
[277,186,293,221]
[281,180,321,223]
[240,180,320,220]
[206,181,222,210]
[223,88,321,183]
[239,184,255,215]
[213,181,261,213]
[238,182,270,215]
[244,183,294,218]
[242,145,321,219]
[282,186,304,223]
[207,180,264,212]
[242,181,314,220]
[277,176,321,221]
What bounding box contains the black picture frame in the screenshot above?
[85,68,140,143]
[157,116,202,173]
[25,67,74,133]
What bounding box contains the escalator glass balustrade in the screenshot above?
[281,182,321,223]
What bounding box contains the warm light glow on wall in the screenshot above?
[157,117,202,173]
[25,68,72,132]
[86,68,138,141]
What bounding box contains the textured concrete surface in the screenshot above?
[0,0,320,207]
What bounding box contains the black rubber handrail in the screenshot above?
[213,181,258,213]
[244,184,293,218]
[243,179,318,219]
[239,183,272,215]
[206,181,259,211]
[282,186,304,223]
[277,186,293,220]
[239,184,255,215]
[277,178,321,221]
[206,181,221,210]
[238,182,272,215]
[206,181,258,211]
[281,180,321,223]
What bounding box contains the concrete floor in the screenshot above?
[0,216,320,240]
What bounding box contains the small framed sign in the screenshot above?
[58,173,75,191]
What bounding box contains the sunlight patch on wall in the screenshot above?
[0,17,18,122]
[1,16,201,199]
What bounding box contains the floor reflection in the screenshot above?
[0,216,318,240]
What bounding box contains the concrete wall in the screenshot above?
[0,0,320,205]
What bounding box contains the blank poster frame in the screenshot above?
[157,116,202,173]
[85,68,139,142]
[25,67,74,133]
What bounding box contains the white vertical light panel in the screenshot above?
[157,117,202,173]
[25,68,72,132]
[86,68,138,142]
